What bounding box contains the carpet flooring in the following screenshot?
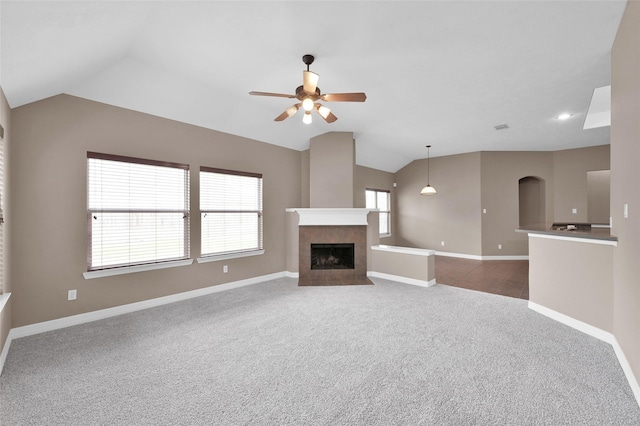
[1,277,638,425]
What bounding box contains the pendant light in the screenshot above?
[420,145,437,195]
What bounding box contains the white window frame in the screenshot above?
[198,167,264,262]
[366,188,391,237]
[85,152,191,278]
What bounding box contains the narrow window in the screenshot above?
[200,167,263,258]
[366,188,391,236]
[0,129,4,293]
[87,152,190,271]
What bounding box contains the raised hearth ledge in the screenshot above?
[286,208,376,226]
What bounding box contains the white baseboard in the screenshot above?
[7,272,287,343]
[528,301,640,408]
[436,251,529,261]
[368,271,436,288]
[285,271,299,278]
[0,330,11,376]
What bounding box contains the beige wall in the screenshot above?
[394,147,609,257]
[480,151,554,256]
[0,86,12,359]
[528,236,613,332]
[553,145,610,222]
[395,152,482,256]
[354,165,396,245]
[309,132,354,208]
[9,95,302,327]
[611,0,640,391]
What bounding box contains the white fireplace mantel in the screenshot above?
[286,208,376,226]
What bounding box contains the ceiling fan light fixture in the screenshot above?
[302,97,314,111]
[303,110,312,124]
[316,104,331,119]
[286,105,299,117]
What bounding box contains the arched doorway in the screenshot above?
[519,176,546,226]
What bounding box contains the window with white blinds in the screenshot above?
[366,188,391,236]
[87,152,190,271]
[200,167,263,258]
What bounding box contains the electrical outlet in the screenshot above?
[482,208,487,214]
[572,208,577,214]
[498,244,502,250]
[223,265,228,273]
[68,289,77,301]
[624,204,629,219]
[440,241,445,247]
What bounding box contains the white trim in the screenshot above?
[0,329,12,376]
[528,301,614,344]
[0,292,10,314]
[285,271,299,278]
[528,232,618,246]
[197,249,265,263]
[481,255,529,261]
[529,301,640,408]
[435,251,529,260]
[591,224,611,229]
[83,259,194,279]
[368,271,436,288]
[10,272,286,340]
[286,208,374,226]
[371,245,436,257]
[436,251,483,260]
[611,337,640,406]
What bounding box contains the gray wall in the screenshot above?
[354,165,396,245]
[611,0,640,393]
[395,152,483,256]
[309,132,354,208]
[553,145,610,222]
[393,147,609,257]
[9,95,302,327]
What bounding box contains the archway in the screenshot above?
[519,176,546,226]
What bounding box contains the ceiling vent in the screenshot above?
[494,124,509,131]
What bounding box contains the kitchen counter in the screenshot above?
[516,223,617,243]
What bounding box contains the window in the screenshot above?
[200,167,263,258]
[87,152,190,271]
[366,188,391,236]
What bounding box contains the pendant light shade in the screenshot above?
[420,145,437,196]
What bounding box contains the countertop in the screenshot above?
[516,223,618,242]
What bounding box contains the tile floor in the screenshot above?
[434,256,529,300]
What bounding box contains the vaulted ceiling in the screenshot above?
[0,1,626,172]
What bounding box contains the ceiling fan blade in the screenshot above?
[321,92,367,102]
[249,91,296,99]
[314,103,338,123]
[303,71,319,94]
[274,103,301,122]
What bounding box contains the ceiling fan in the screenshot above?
[249,54,367,124]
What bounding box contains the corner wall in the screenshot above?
[9,95,302,327]
[611,0,640,393]
[0,86,11,365]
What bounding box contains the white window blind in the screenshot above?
[87,152,190,271]
[200,167,263,257]
[366,188,391,236]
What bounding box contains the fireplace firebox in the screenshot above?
[311,243,355,270]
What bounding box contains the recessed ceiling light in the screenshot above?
[556,113,574,120]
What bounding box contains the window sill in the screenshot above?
[0,293,11,314]
[83,259,194,280]
[197,249,265,263]
[379,233,392,238]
